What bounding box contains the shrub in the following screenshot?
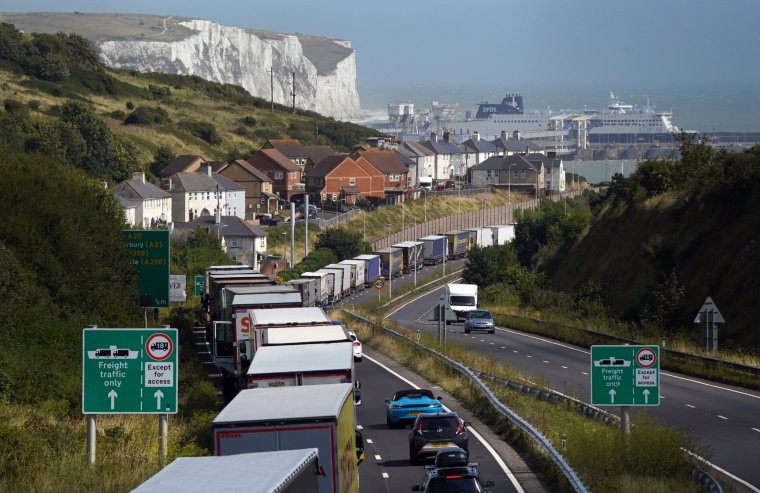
[233,125,248,136]
[125,101,134,110]
[242,115,256,127]
[3,98,27,114]
[183,121,222,145]
[27,100,40,111]
[109,109,126,120]
[124,106,170,125]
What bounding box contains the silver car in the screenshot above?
[464,309,495,334]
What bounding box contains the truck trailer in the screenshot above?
[131,449,320,493]
[392,241,424,273]
[300,271,334,306]
[246,342,355,389]
[489,224,516,245]
[374,247,402,278]
[212,384,361,493]
[339,260,365,292]
[419,235,447,265]
[443,230,470,259]
[353,254,381,287]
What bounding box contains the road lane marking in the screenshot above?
[501,346,506,349]
[366,438,373,443]
[581,372,588,375]
[357,425,363,430]
[561,366,568,369]
[374,455,382,460]
[382,472,389,479]
[752,428,760,433]
[543,360,550,364]
[686,404,696,408]
[526,355,532,358]
[717,415,728,420]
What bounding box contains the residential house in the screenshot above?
[158,155,209,179]
[246,148,303,202]
[398,141,436,187]
[351,149,409,204]
[493,131,545,156]
[471,154,545,197]
[420,132,463,180]
[172,215,267,271]
[168,166,246,222]
[527,153,565,194]
[111,171,172,228]
[218,160,278,218]
[261,140,336,174]
[461,132,500,174]
[305,155,373,207]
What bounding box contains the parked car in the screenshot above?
[408,412,469,464]
[464,309,495,334]
[411,448,494,493]
[257,214,281,226]
[435,185,447,192]
[445,180,456,189]
[349,331,362,362]
[385,389,443,428]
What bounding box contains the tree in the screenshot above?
[315,227,371,261]
[150,145,176,177]
[462,245,517,287]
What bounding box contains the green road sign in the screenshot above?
[83,328,178,414]
[123,230,170,308]
[194,275,205,296]
[590,345,660,406]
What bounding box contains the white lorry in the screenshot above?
[446,283,479,322]
[246,342,355,389]
[212,384,362,493]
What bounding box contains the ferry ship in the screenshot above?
[442,92,681,146]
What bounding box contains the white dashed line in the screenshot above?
[752,428,760,433]
[717,415,728,420]
[513,350,519,353]
[561,366,568,369]
[686,404,696,409]
[500,346,506,349]
[526,355,532,358]
[374,455,382,460]
[543,360,550,364]
[382,472,389,479]
[366,439,373,444]
[490,342,495,345]
[357,425,364,430]
[581,372,588,375]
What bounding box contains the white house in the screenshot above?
[168,166,246,222]
[421,133,462,180]
[461,132,500,173]
[527,153,566,194]
[399,141,436,187]
[111,172,172,228]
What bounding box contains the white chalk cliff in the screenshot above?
[94,19,361,118]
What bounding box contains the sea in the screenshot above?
[355,82,760,133]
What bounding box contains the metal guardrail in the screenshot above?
[342,310,590,493]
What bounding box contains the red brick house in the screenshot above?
[351,149,409,204]
[305,155,373,206]
[246,148,303,201]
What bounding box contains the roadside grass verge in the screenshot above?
[343,312,701,493]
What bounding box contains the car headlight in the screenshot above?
[429,403,441,408]
[390,404,402,409]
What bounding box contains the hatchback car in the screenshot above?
[464,309,495,334]
[411,448,494,493]
[385,389,443,428]
[348,331,362,362]
[408,412,469,464]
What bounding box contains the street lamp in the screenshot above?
[421,188,428,224]
[281,232,289,269]
[475,177,487,228]
[387,223,392,301]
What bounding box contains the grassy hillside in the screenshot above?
[548,148,760,350]
[0,23,381,179]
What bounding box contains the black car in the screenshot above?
[412,448,494,493]
[408,412,469,464]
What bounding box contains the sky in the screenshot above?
[2,0,760,127]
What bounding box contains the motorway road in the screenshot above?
[377,284,760,491]
[355,347,546,493]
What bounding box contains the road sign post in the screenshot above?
[590,345,660,407]
[194,275,205,297]
[83,328,179,414]
[694,296,724,353]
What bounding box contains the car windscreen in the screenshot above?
[395,389,434,400]
[449,296,475,306]
[469,310,491,318]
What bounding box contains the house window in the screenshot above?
[275,172,284,180]
[513,170,519,178]
[349,177,356,186]
[260,197,266,204]
[331,194,338,201]
[520,171,527,178]
[229,240,239,248]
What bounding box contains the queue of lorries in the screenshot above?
[133,223,515,492]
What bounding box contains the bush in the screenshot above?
[233,125,248,136]
[242,115,256,126]
[125,101,134,110]
[109,109,126,120]
[27,100,40,111]
[124,106,170,125]
[3,98,27,114]
[183,121,222,145]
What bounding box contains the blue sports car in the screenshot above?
[385,389,443,428]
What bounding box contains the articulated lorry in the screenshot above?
[392,241,424,273]
[213,384,362,493]
[353,254,381,287]
[446,283,479,322]
[444,230,470,259]
[419,235,447,265]
[374,247,403,278]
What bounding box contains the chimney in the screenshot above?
[443,131,450,142]
[513,130,521,140]
[431,132,437,142]
[473,131,480,141]
[500,131,507,141]
[547,151,557,159]
[202,165,213,177]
